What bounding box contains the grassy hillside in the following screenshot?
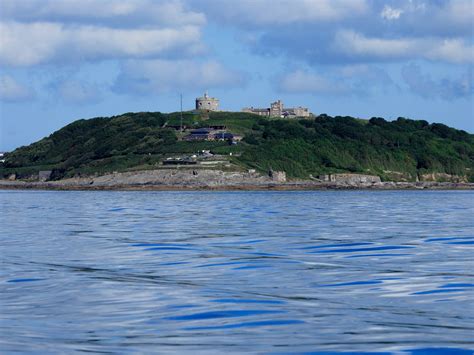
[2,111,473,182]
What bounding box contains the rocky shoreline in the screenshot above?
[0,169,473,191]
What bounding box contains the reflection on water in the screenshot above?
[1,190,473,354]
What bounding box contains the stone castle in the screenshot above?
[242,100,310,118]
[195,91,219,111]
[194,92,311,118]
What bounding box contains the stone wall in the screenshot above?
[419,172,467,183]
[290,107,310,117]
[80,169,272,187]
[318,173,381,184]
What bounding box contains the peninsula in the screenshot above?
[1,96,473,190]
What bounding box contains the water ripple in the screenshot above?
[164,309,284,321]
[1,190,473,354]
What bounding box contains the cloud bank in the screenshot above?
[0,0,472,102]
[114,60,246,95]
[0,0,207,67]
[190,0,473,65]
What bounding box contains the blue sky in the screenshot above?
[0,0,473,151]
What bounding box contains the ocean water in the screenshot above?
[1,190,473,354]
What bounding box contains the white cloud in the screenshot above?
[0,0,206,67]
[0,22,64,67]
[0,21,204,66]
[114,59,246,94]
[442,0,473,28]
[278,70,347,94]
[333,30,474,64]
[426,39,474,64]
[333,30,416,59]
[191,0,368,26]
[0,0,205,27]
[189,0,472,67]
[0,75,34,101]
[278,66,396,96]
[381,5,403,20]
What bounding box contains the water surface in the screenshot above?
[1,190,473,354]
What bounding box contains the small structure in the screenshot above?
[162,158,197,165]
[214,132,234,141]
[243,100,310,118]
[38,170,52,182]
[195,91,219,111]
[269,169,287,182]
[183,128,215,141]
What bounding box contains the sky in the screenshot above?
[0,0,473,151]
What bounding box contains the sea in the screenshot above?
[1,190,473,354]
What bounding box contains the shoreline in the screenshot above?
[1,181,473,191]
[2,169,472,191]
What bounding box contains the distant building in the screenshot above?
[182,127,242,143]
[213,132,243,142]
[195,91,219,111]
[243,100,310,118]
[183,128,215,141]
[270,100,284,117]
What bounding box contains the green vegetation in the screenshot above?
[2,110,473,182]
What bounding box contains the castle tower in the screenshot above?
[270,100,283,117]
[195,91,220,111]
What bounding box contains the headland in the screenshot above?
[1,93,473,190]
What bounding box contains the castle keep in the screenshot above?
[242,100,310,118]
[195,91,219,111]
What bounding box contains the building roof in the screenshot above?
[190,128,213,134]
[214,132,234,139]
